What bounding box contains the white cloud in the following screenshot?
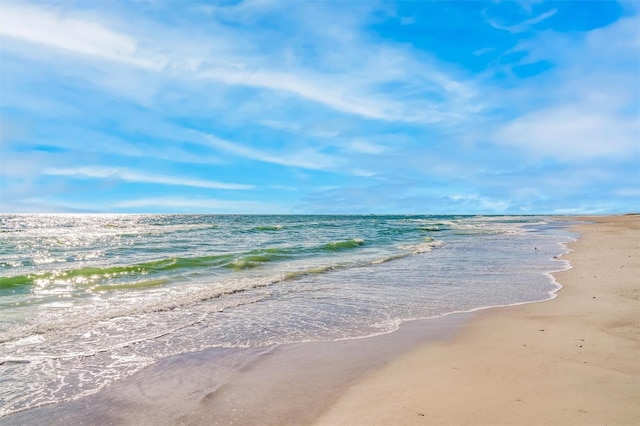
[44,167,254,190]
[113,197,286,213]
[0,199,100,213]
[486,8,557,33]
[346,140,388,155]
[0,2,158,69]
[0,1,480,124]
[2,196,286,213]
[614,187,640,197]
[200,133,344,171]
[489,16,640,162]
[198,0,280,19]
[350,169,377,177]
[493,106,639,160]
[515,0,545,14]
[447,194,511,212]
[259,120,302,132]
[196,67,430,123]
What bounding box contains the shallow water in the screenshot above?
[0,215,575,416]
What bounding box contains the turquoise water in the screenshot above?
[0,214,574,416]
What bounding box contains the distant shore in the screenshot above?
[314,215,640,425]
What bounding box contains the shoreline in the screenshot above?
[1,309,478,425]
[2,215,637,425]
[314,215,640,425]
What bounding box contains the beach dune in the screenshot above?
[314,216,640,425]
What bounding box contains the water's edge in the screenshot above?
[1,246,576,426]
[0,311,478,425]
[0,216,579,421]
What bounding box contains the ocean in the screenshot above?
[0,214,575,417]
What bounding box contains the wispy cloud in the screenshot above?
[200,133,345,171]
[0,2,157,68]
[44,167,254,190]
[346,140,388,155]
[492,106,639,160]
[488,15,640,161]
[0,1,480,124]
[486,8,558,33]
[113,197,286,213]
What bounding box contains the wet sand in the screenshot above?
[1,314,474,425]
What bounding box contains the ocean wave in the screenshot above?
[0,239,373,291]
[397,238,445,254]
[417,224,448,232]
[0,254,236,290]
[0,275,33,289]
[225,249,290,271]
[322,238,364,251]
[248,225,283,232]
[0,275,280,345]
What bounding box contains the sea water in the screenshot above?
[0,215,575,416]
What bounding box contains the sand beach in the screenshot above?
[315,215,640,425]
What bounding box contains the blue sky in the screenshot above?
[0,0,638,214]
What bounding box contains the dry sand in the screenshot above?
[314,216,640,426]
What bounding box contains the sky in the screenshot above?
[0,0,638,214]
